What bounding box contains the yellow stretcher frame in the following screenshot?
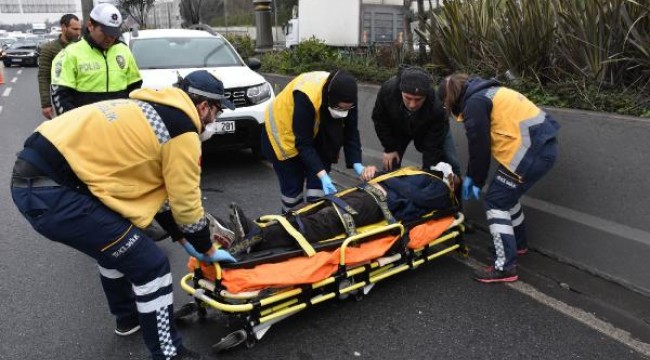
[178,212,465,352]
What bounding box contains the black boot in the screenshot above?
[229,202,263,255]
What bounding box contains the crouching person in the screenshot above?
[438,73,559,283]
[10,70,236,360]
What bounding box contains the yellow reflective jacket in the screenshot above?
[264,71,329,160]
[36,88,204,229]
[51,37,142,113]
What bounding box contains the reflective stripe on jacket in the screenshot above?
[35,88,203,229]
[51,38,141,94]
[264,71,329,160]
[461,78,559,185]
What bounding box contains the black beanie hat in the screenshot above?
[327,70,358,106]
[400,66,432,95]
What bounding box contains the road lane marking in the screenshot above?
[523,197,650,247]
[2,87,11,97]
[460,256,650,357]
[0,105,3,115]
[262,154,650,355]
[17,69,22,75]
[11,77,17,83]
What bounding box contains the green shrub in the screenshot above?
[223,33,256,60]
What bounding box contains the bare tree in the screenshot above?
[180,0,203,27]
[117,0,156,28]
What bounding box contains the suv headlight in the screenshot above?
[247,82,272,105]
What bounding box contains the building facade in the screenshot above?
[0,0,82,25]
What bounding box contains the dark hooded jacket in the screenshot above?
[371,71,448,169]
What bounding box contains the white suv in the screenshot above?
[122,27,274,155]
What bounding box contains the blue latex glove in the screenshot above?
[181,241,237,263]
[319,173,338,195]
[204,249,237,264]
[181,240,204,259]
[353,163,365,176]
[462,176,481,200]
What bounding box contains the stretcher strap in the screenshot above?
[322,195,358,215]
[332,202,357,236]
[258,215,316,257]
[358,184,396,224]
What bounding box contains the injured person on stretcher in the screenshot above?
[208,163,460,259]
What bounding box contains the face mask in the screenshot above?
[328,107,349,119]
[200,122,218,142]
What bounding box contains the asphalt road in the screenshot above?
[0,66,648,360]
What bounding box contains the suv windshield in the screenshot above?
[130,37,243,69]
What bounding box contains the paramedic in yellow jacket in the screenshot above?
[50,3,142,116]
[262,70,365,212]
[438,73,559,284]
[10,70,234,360]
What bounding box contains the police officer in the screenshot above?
[438,73,559,283]
[50,3,142,115]
[262,69,365,212]
[10,70,235,360]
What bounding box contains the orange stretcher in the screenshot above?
[177,168,466,352]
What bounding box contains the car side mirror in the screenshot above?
[248,57,261,71]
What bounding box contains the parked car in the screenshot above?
[0,37,18,60]
[122,26,274,155]
[2,40,39,67]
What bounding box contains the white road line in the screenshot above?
[11,77,17,83]
[17,69,22,75]
[0,105,3,114]
[523,196,650,247]
[459,256,650,357]
[2,87,11,97]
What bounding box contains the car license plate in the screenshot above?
[12,58,22,63]
[216,121,235,134]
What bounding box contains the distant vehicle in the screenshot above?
[31,23,48,35]
[285,0,405,48]
[3,40,40,67]
[122,27,274,155]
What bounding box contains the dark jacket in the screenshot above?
[383,172,451,222]
[37,36,68,108]
[371,72,448,169]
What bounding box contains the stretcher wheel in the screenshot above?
[174,302,199,319]
[197,305,208,321]
[212,329,248,353]
[245,335,257,349]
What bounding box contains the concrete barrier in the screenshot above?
[263,73,650,296]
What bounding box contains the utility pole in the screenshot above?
[81,0,94,24]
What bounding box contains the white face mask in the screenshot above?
[328,107,349,119]
[200,122,218,142]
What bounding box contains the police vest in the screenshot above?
[51,39,140,93]
[264,71,329,160]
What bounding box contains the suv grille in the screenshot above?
[224,87,252,108]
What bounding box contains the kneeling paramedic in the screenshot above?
[261,69,366,212]
[10,70,235,360]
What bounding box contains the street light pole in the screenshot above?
[273,0,278,45]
